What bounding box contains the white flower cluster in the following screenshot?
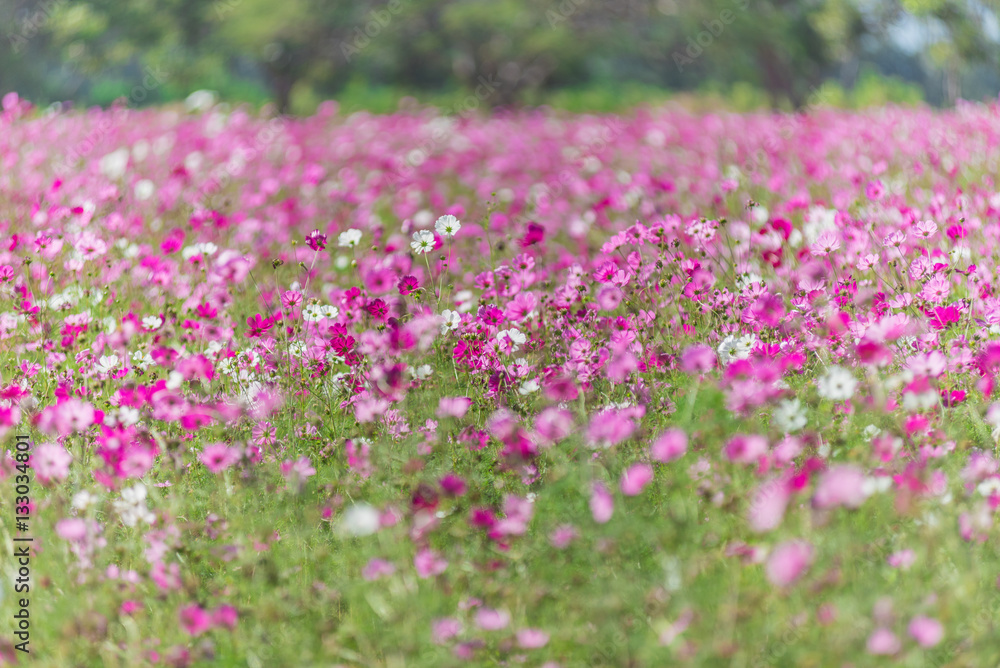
[338,229,362,248]
[816,366,858,401]
[717,333,756,365]
[303,304,340,322]
[113,483,155,527]
[182,242,218,261]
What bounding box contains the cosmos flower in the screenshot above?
[410,230,435,254]
[435,215,461,237]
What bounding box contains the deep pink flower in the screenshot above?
[178,604,212,636]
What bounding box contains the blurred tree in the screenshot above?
[0,0,998,111]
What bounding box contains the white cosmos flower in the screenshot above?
[141,316,163,330]
[95,354,120,375]
[99,148,129,180]
[817,365,858,401]
[410,230,435,254]
[113,483,155,527]
[134,179,155,201]
[303,304,340,322]
[772,398,807,433]
[717,333,756,365]
[72,490,100,512]
[518,378,540,395]
[497,328,527,353]
[338,229,362,248]
[440,309,461,333]
[341,503,380,536]
[181,242,218,261]
[118,405,140,426]
[131,350,154,369]
[413,365,433,380]
[435,215,461,237]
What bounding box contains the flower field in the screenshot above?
[3,91,1000,666]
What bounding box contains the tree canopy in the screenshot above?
[2,0,999,112]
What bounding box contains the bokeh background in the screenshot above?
[2,0,999,114]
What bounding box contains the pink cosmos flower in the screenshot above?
[475,608,511,631]
[437,396,472,419]
[414,548,448,578]
[867,628,900,655]
[765,540,813,587]
[199,442,241,473]
[516,628,550,649]
[33,441,72,483]
[590,481,614,524]
[680,343,717,373]
[620,463,654,496]
[650,429,687,462]
[178,604,212,636]
[213,605,239,629]
[363,558,396,581]
[865,179,885,200]
[748,478,791,533]
[813,465,867,509]
[549,524,577,549]
[908,616,943,648]
[723,434,768,464]
[587,409,638,448]
[432,618,462,645]
[887,549,915,570]
[55,518,88,542]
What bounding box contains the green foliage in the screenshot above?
[0,0,997,112]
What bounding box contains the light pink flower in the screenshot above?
[748,478,791,532]
[199,442,241,473]
[908,616,943,648]
[437,396,472,419]
[414,548,448,578]
[765,540,813,587]
[590,481,614,524]
[650,429,687,462]
[620,463,654,496]
[475,608,511,631]
[432,618,462,644]
[33,442,72,483]
[516,628,549,649]
[867,628,900,655]
[813,465,867,509]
